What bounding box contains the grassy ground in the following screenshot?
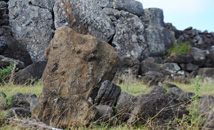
[0,79,214,129]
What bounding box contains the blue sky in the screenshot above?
[137,0,214,32]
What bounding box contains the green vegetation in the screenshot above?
[0,79,214,129]
[0,61,14,83]
[0,80,43,98]
[165,41,191,58]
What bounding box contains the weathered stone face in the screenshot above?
[32,26,119,128]
[43,26,119,99]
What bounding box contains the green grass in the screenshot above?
[119,80,214,97]
[170,82,214,96]
[0,80,43,98]
[0,79,214,129]
[118,81,152,96]
[0,80,43,121]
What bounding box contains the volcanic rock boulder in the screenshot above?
[112,11,146,59]
[32,26,119,128]
[128,86,189,125]
[198,68,214,82]
[54,0,115,42]
[0,26,32,66]
[94,80,121,107]
[116,92,138,121]
[8,0,54,62]
[141,8,172,57]
[116,56,140,77]
[13,61,47,84]
[11,93,37,110]
[112,0,143,16]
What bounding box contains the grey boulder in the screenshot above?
[53,0,115,42]
[13,61,47,84]
[94,80,121,107]
[8,0,54,62]
[116,92,138,121]
[113,0,143,16]
[112,11,146,59]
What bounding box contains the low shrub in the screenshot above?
[0,61,14,83]
[165,41,191,58]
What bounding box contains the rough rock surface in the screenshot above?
[163,53,193,64]
[13,61,47,84]
[128,86,188,125]
[0,26,32,66]
[190,47,206,65]
[112,0,143,16]
[0,1,9,26]
[29,0,57,11]
[94,80,121,107]
[95,0,113,8]
[161,63,180,74]
[116,56,140,77]
[198,95,214,129]
[112,11,146,59]
[116,92,138,121]
[198,68,214,82]
[140,61,161,75]
[198,95,214,114]
[11,93,37,110]
[0,55,25,69]
[141,8,172,57]
[163,82,194,102]
[6,107,31,118]
[95,105,113,121]
[54,0,115,42]
[0,38,7,53]
[8,0,54,62]
[32,26,119,128]
[143,71,165,86]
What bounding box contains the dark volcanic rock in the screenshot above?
[116,56,140,77]
[186,63,198,72]
[0,26,32,66]
[140,61,161,75]
[143,71,165,86]
[94,80,121,107]
[198,68,214,82]
[0,55,25,69]
[190,47,206,65]
[116,92,138,121]
[198,95,214,129]
[128,86,188,125]
[11,93,37,110]
[6,107,31,118]
[13,61,47,84]
[0,39,7,53]
[163,53,193,64]
[95,105,114,121]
